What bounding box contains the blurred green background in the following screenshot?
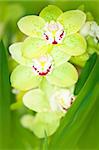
[0,0,99,150]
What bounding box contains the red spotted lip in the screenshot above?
[32,65,52,76]
[52,40,58,44]
[44,30,65,44]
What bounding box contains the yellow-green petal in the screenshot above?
[9,42,33,66]
[22,37,52,59]
[70,52,89,67]
[11,65,41,91]
[47,62,78,88]
[23,89,50,112]
[40,78,55,100]
[63,33,87,56]
[57,10,86,35]
[40,5,63,22]
[87,35,97,48]
[20,114,35,131]
[32,112,60,138]
[17,15,45,37]
[51,45,71,67]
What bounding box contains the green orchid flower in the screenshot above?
[20,112,60,138]
[17,5,87,58]
[80,21,99,43]
[9,41,78,91]
[21,80,75,138]
[79,21,99,57]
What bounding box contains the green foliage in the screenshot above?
[0,41,11,149]
[0,41,40,149]
[49,54,99,149]
[74,53,97,95]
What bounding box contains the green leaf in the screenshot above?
[77,96,99,149]
[0,41,11,149]
[74,53,97,95]
[49,53,99,149]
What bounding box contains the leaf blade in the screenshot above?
[74,53,97,95]
[0,41,11,149]
[49,54,99,149]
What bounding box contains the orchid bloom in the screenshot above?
[23,79,75,113]
[9,42,78,91]
[80,21,99,43]
[21,80,75,138]
[17,5,87,58]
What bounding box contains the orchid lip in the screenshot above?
[32,55,53,76]
[50,89,75,113]
[52,40,58,44]
[32,64,52,76]
[43,21,65,44]
[43,30,65,44]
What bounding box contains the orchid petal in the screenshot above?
[20,114,34,131]
[18,15,45,37]
[23,89,50,112]
[40,5,63,22]
[47,62,78,88]
[57,10,86,35]
[11,65,41,91]
[70,53,89,67]
[51,46,71,67]
[63,33,87,56]
[22,37,52,59]
[32,112,60,138]
[40,78,55,99]
[9,42,33,66]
